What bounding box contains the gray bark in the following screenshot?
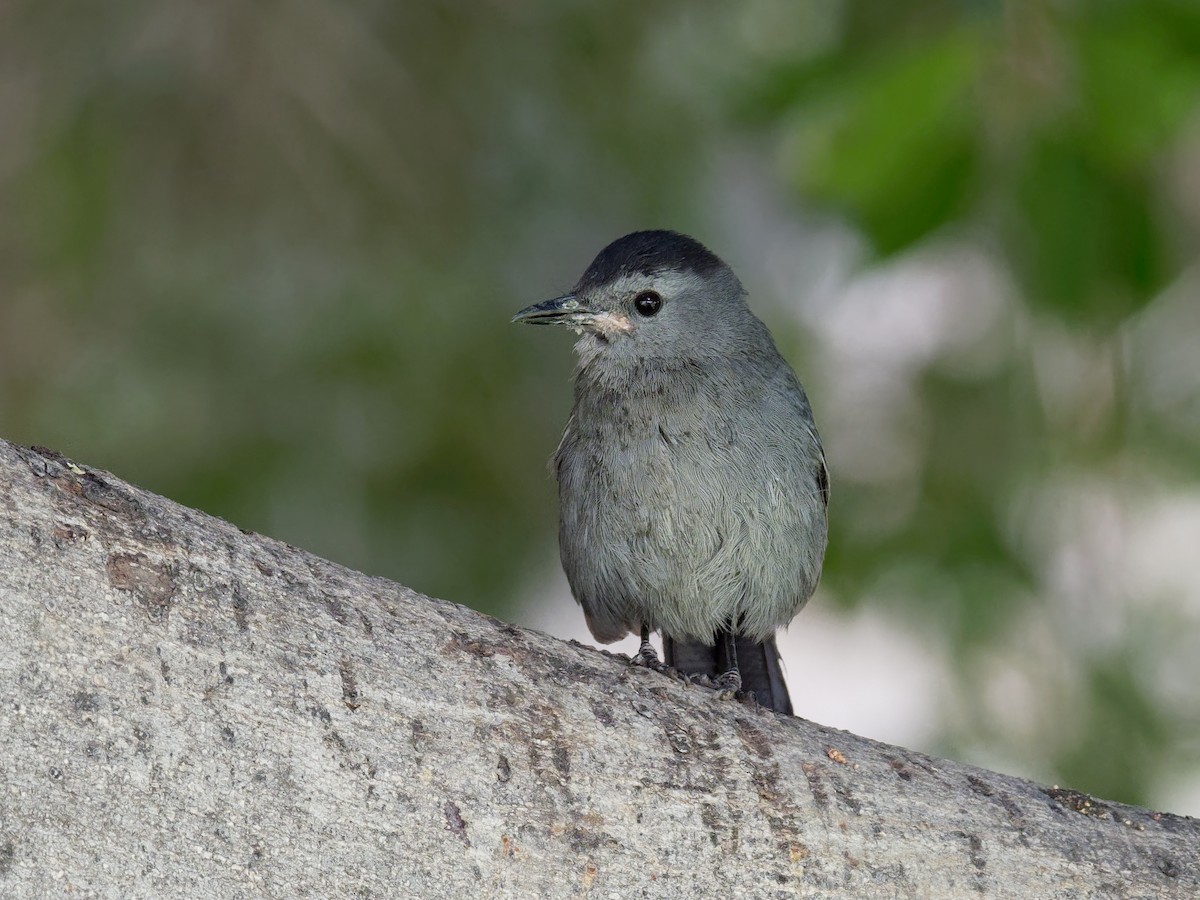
[0,438,1195,900]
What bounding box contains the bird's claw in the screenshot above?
[687,671,758,705]
[630,645,668,673]
[716,670,742,694]
[661,665,691,686]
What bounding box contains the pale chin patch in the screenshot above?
[573,312,634,361]
[589,312,634,337]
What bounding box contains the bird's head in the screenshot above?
[512,231,758,364]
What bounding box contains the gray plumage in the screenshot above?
[514,231,828,714]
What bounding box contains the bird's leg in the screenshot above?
[631,624,667,672]
[713,625,742,698]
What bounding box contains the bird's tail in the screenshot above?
[663,632,793,715]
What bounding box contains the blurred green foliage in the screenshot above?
[2,1,1198,812]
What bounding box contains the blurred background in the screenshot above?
[3,1,1199,815]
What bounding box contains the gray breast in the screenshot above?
[555,354,827,645]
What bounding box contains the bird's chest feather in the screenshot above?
[556,371,756,520]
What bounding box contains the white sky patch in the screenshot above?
[1128,264,1200,442]
[1158,770,1200,829]
[1011,476,1200,650]
[776,600,946,749]
[805,245,1010,372]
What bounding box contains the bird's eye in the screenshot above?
[633,291,662,317]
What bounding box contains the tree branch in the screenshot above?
[0,439,1195,898]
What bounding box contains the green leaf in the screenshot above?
[1008,133,1167,323]
[1077,5,1200,168]
[787,31,984,253]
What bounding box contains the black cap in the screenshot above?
[575,231,726,292]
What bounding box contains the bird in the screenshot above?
[512,230,828,714]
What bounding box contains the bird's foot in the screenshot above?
[712,668,742,700]
[660,665,693,686]
[630,640,668,674]
[688,670,754,703]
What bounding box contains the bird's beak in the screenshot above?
[511,294,596,328]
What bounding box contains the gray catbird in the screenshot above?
[513,231,828,714]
